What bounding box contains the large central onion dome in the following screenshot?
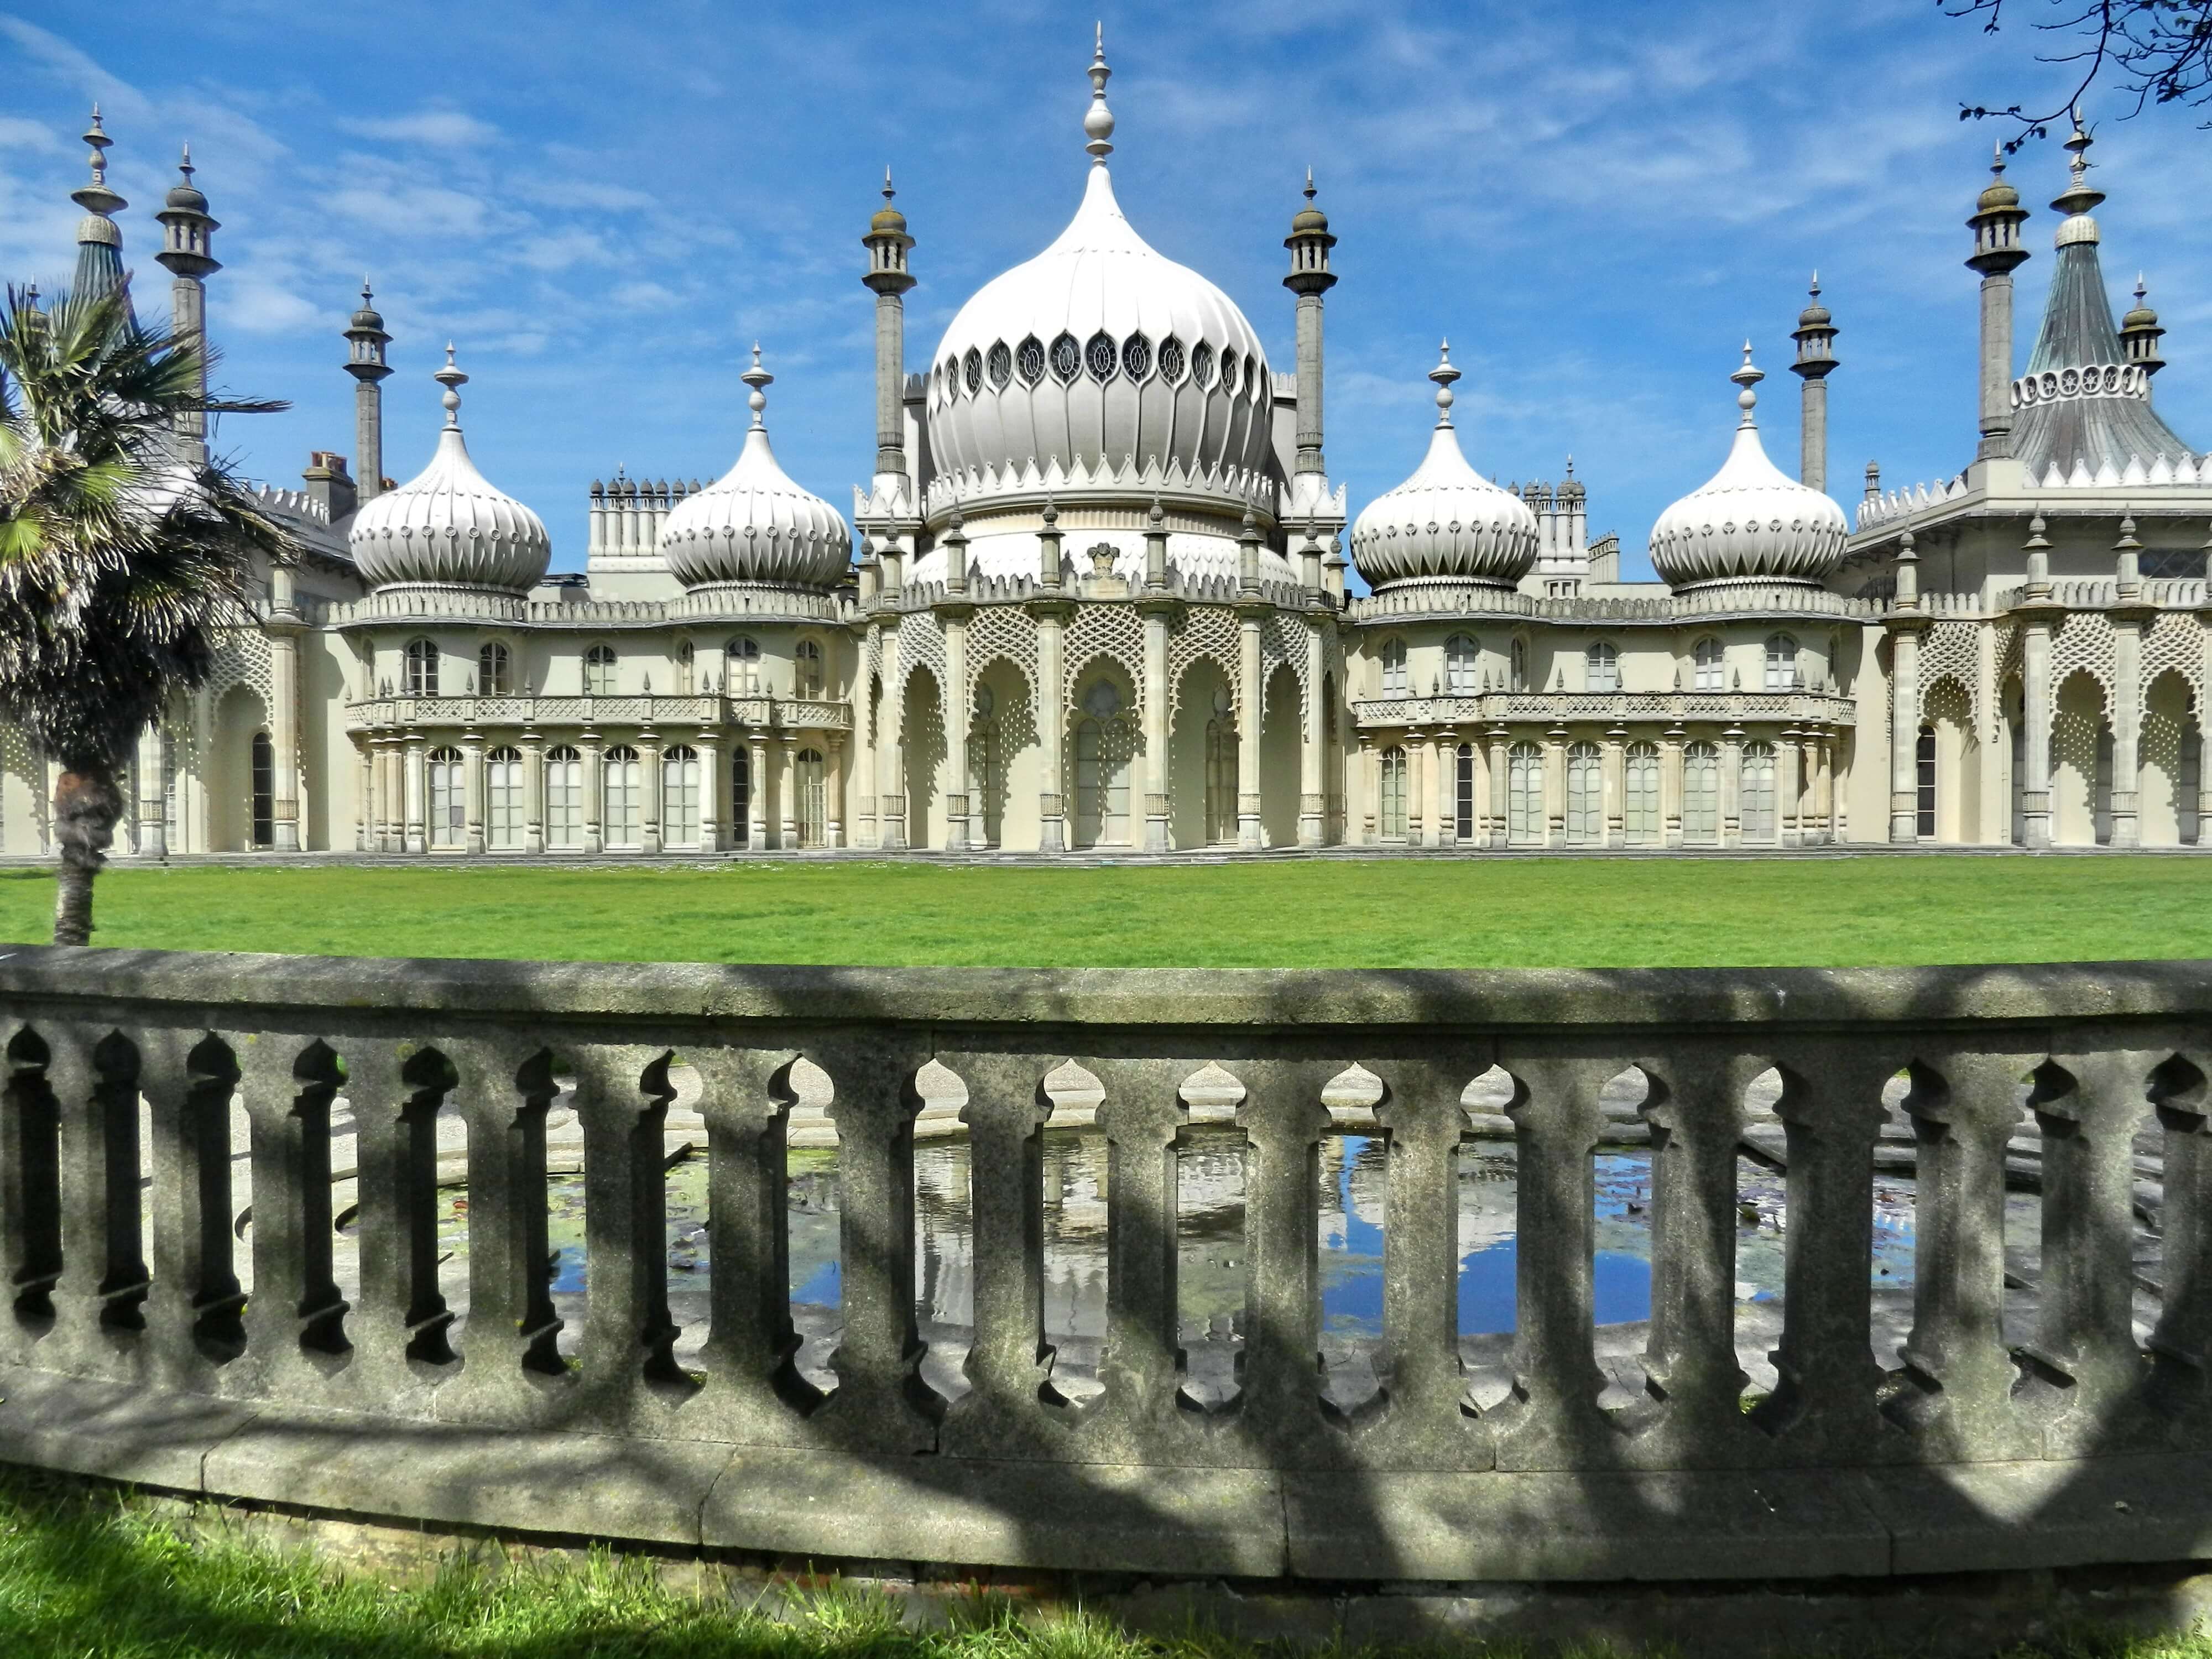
[1647,346,1847,589]
[348,346,551,594]
[658,347,851,591]
[1350,346,1538,591]
[922,35,1274,519]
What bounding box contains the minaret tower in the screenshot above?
[1284,168,1338,484]
[2121,275,2166,376]
[342,282,394,504]
[1965,143,2031,462]
[154,146,221,466]
[70,107,128,299]
[861,170,917,488]
[1788,273,1838,493]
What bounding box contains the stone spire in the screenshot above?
[155,145,221,465]
[1284,166,1338,482]
[1789,273,1838,493]
[2051,114,2105,238]
[71,106,127,299]
[343,281,395,504]
[1966,142,2031,462]
[861,167,916,484]
[1084,23,1115,165]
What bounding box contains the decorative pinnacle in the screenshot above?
[2053,109,2105,219]
[2026,509,2048,545]
[1731,341,1763,424]
[71,103,125,216]
[434,342,467,427]
[1429,340,1460,427]
[883,166,895,204]
[179,142,194,184]
[1304,165,1316,203]
[1084,22,1115,164]
[84,105,111,182]
[1147,492,1165,529]
[741,341,773,428]
[1041,493,1058,529]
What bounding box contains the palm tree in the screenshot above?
[0,283,297,945]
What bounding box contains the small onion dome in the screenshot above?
[659,345,851,590]
[1977,145,2021,213]
[870,169,907,236]
[1797,288,1830,331]
[348,345,551,593]
[2122,276,2159,332]
[1349,343,1539,591]
[163,150,209,215]
[349,285,386,333]
[1291,168,1328,234]
[1648,345,1848,591]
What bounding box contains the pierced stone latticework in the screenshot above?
[1167,605,1240,718]
[2140,611,2204,714]
[1063,603,1147,713]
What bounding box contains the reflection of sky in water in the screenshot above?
[496,1135,1958,1358]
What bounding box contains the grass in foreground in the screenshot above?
[1,854,2208,968]
[0,1466,2204,1659]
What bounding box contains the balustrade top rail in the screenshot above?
[5,943,2212,1584]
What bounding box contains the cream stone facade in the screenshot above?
[16,56,2212,858]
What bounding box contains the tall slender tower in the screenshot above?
[861,169,916,486]
[1965,144,2031,461]
[154,146,220,466]
[1788,273,1838,493]
[342,282,394,503]
[1284,168,1338,482]
[70,107,127,299]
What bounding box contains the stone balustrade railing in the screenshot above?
[342,692,853,733]
[1351,690,1856,729]
[3,946,2211,1584]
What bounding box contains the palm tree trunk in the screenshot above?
[51,766,122,947]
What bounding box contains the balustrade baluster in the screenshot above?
[572,1046,683,1416]
[1886,1052,2037,1458]
[1235,1060,1337,1460]
[1091,1057,1189,1454]
[1628,1047,1761,1464]
[1488,1053,1615,1470]
[1371,1056,1493,1468]
[940,1052,1056,1457]
[345,1040,457,1407]
[2023,1049,2159,1454]
[691,1047,817,1440]
[139,1031,244,1385]
[814,1039,938,1451]
[2148,1054,2212,1427]
[44,1024,145,1375]
[1750,1047,1891,1460]
[235,1035,349,1393]
[0,1026,62,1364]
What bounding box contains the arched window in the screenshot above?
[249,732,274,848]
[1073,717,1131,847]
[1219,348,1240,396]
[675,640,695,695]
[1741,740,1777,841]
[1380,637,1408,695]
[662,744,700,847]
[796,747,827,846]
[1566,741,1603,844]
[602,744,641,846]
[1510,638,1528,693]
[795,638,824,699]
[1585,641,1620,693]
[1206,685,1239,843]
[987,341,1013,389]
[1682,740,1720,842]
[1084,329,1118,382]
[963,347,983,395]
[1121,332,1152,380]
[1918,725,1938,837]
[1379,745,1408,839]
[478,641,510,696]
[1445,634,1478,694]
[969,690,1001,847]
[1158,335,1187,383]
[727,636,760,694]
[486,746,524,849]
[545,745,583,849]
[1455,742,1476,839]
[1764,633,1799,692]
[1190,340,1216,388]
[1624,740,1661,845]
[404,639,440,696]
[427,745,465,848]
[1016,335,1046,385]
[731,745,752,846]
[1507,741,1544,843]
[583,644,617,697]
[1693,637,1724,692]
[1049,331,1080,383]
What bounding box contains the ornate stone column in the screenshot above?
[2020,556,2057,849]
[352,735,372,856]
[1140,599,1172,854]
[939,544,972,853]
[1432,729,1453,848]
[826,732,846,848]
[1813,729,1835,844]
[2109,516,2148,848]
[461,727,486,855]
[1777,727,1802,847]
[1662,723,1685,849]
[580,728,604,855]
[1720,723,1745,848]
[1543,723,1566,848]
[749,729,771,851]
[1236,609,1265,851]
[266,563,304,852]
[379,735,401,852]
[778,731,799,849]
[1358,731,1379,843]
[697,723,723,853]
[403,733,427,855]
[1300,614,1328,847]
[877,624,906,851]
[1888,533,1926,843]
[1486,726,1510,849]
[521,725,545,854]
[1405,727,1428,846]
[639,728,664,855]
[1602,724,1626,849]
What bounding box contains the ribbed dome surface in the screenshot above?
[659,369,850,589]
[348,424,550,593]
[1351,421,1538,589]
[1648,372,1847,589]
[924,164,1274,510]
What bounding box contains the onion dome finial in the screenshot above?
[434,341,468,427]
[1084,23,1115,164]
[1730,340,1763,422]
[71,105,124,218]
[2052,112,2105,244]
[741,341,771,428]
[1430,339,1460,426]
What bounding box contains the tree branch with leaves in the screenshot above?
[1949,1,2212,144]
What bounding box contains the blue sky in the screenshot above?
[6,0,2209,581]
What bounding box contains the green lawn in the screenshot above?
[2,854,2207,967]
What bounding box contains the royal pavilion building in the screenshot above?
[8,41,2210,859]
